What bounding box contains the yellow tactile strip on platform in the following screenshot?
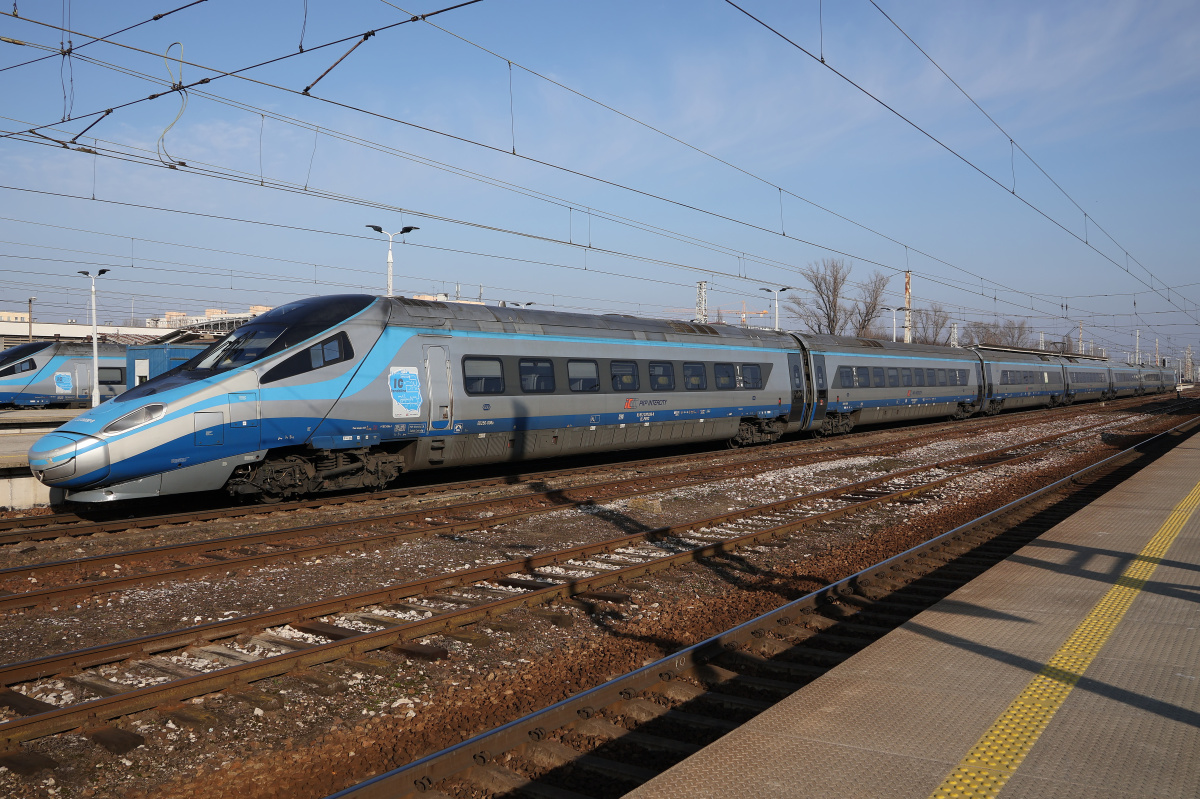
[929,478,1200,799]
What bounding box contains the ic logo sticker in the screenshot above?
[624,398,636,409]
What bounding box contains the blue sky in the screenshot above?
[0,0,1196,362]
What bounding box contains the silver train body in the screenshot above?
[0,341,127,407]
[26,295,1174,508]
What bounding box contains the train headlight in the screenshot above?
[102,403,165,435]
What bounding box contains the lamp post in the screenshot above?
[882,307,901,342]
[366,225,419,297]
[26,297,35,342]
[77,269,109,407]
[759,286,793,331]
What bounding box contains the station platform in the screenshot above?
[0,409,77,507]
[629,432,1200,798]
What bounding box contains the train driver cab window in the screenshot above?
[937,369,948,386]
[567,360,600,392]
[714,363,736,390]
[901,368,913,387]
[611,361,640,392]
[98,367,126,386]
[873,367,886,387]
[650,362,675,391]
[462,357,504,394]
[913,368,925,387]
[741,364,763,390]
[519,359,555,393]
[0,358,37,377]
[854,366,871,387]
[683,362,707,390]
[261,332,354,384]
[887,367,900,388]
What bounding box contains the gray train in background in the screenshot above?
[0,341,127,407]
[27,294,1175,509]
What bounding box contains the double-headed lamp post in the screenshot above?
[77,269,109,407]
[759,286,793,330]
[366,225,419,297]
[882,307,902,342]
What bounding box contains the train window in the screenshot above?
[612,361,640,392]
[683,362,707,390]
[837,366,854,388]
[873,367,885,387]
[937,369,947,386]
[650,362,675,391]
[462,358,504,394]
[742,364,763,389]
[925,368,935,386]
[901,368,912,387]
[0,358,36,378]
[855,366,871,388]
[714,363,736,390]
[960,369,970,385]
[519,359,556,393]
[261,332,354,384]
[913,368,925,387]
[813,361,826,390]
[567,360,600,392]
[98,367,125,385]
[887,368,899,388]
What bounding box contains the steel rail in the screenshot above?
[0,413,1137,612]
[323,412,1200,799]
[0,422,1119,746]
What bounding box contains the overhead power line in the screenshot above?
[722,0,1200,328]
[0,5,1116,327]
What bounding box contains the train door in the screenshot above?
[975,364,984,404]
[73,363,90,402]
[423,345,453,431]
[226,390,261,450]
[984,363,995,399]
[786,353,805,419]
[808,354,828,429]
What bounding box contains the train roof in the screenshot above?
[790,333,976,359]
[384,296,797,348]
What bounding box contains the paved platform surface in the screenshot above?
[629,432,1200,799]
[0,409,78,469]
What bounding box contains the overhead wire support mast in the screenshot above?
[721,0,1198,325]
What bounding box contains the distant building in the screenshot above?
[0,312,29,323]
[146,305,274,329]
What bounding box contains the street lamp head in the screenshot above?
[366,225,383,233]
[759,288,771,293]
[400,226,419,235]
[779,286,792,292]
[97,269,110,276]
[78,270,90,277]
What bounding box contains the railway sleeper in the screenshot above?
[713,650,827,682]
[750,638,851,666]
[683,664,798,699]
[464,762,588,799]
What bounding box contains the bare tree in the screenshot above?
[786,258,852,334]
[785,259,891,337]
[912,302,951,345]
[962,318,1033,348]
[848,270,889,337]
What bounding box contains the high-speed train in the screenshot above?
[27,294,1173,509]
[0,341,127,407]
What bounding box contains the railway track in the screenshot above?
[323,412,1200,799]
[0,403,1191,773]
[0,391,1173,545]
[0,401,1176,609]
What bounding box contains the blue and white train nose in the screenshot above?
[28,432,110,487]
